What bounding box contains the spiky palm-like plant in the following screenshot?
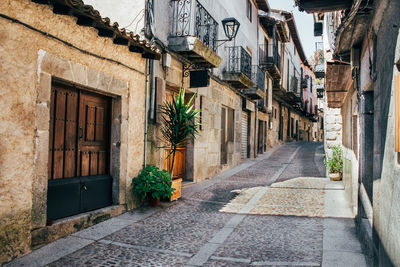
[160,88,200,177]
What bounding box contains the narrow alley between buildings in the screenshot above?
[7,143,367,267]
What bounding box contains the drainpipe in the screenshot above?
[254,10,260,158]
[143,58,151,168]
[254,103,258,158]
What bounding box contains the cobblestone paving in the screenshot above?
[105,200,233,254]
[48,242,190,267]
[213,215,323,263]
[48,142,357,267]
[276,142,325,182]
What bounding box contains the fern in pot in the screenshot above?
[324,145,343,181]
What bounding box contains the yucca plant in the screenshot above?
[160,88,201,177]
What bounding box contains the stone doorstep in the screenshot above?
[31,204,126,249]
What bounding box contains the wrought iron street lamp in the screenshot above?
[222,17,240,40]
[217,17,240,47]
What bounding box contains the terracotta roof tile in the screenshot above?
[32,0,161,59]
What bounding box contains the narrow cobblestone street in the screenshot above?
[8,143,367,267]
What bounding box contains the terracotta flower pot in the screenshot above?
[148,195,160,207]
[329,172,342,181]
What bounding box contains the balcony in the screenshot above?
[287,76,302,104]
[169,0,222,68]
[223,46,254,89]
[259,44,281,79]
[315,63,325,78]
[316,84,324,92]
[242,66,265,100]
[317,91,324,98]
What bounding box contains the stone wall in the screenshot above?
[324,105,343,159]
[374,4,400,265]
[192,79,244,182]
[0,0,147,263]
[268,100,282,148]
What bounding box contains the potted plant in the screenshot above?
[131,165,175,207]
[325,145,343,181]
[159,88,201,200]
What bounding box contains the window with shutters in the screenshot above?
[246,0,252,22]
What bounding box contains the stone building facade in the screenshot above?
[297,0,400,265]
[0,0,161,263]
[0,0,323,264]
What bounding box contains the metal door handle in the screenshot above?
[83,185,87,191]
[79,127,83,139]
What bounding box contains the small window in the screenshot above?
[246,0,252,22]
[274,108,277,119]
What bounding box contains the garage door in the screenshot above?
[241,112,249,159]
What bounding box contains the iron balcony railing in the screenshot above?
[251,65,265,92]
[171,0,218,52]
[316,84,324,92]
[259,44,281,71]
[227,46,252,79]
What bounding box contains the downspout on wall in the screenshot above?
[143,58,151,168]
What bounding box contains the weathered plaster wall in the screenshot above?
[376,21,400,267]
[0,0,146,263]
[83,0,145,34]
[341,89,359,214]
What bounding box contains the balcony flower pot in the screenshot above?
[324,145,343,181]
[132,165,175,207]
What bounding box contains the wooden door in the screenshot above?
[47,82,111,220]
[78,92,109,177]
[258,120,263,154]
[241,112,249,159]
[221,107,227,164]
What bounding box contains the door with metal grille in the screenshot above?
[47,82,112,220]
[241,112,249,159]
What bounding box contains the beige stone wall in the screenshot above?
[281,106,289,142]
[268,99,281,148]
[193,79,243,182]
[0,0,147,263]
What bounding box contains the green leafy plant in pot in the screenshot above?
[159,88,201,200]
[131,165,175,207]
[324,145,343,181]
